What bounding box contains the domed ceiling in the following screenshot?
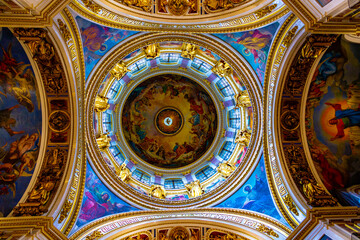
[3,0,360,239]
[87,38,261,206]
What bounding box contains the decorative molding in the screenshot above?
[69,208,291,240]
[263,13,304,229]
[0,0,71,27]
[283,0,360,34]
[70,1,289,33]
[288,207,360,240]
[0,217,66,239]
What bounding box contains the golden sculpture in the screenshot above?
[167,0,190,15]
[181,43,198,60]
[94,95,110,112]
[205,0,233,11]
[235,90,251,108]
[96,132,111,150]
[57,19,71,42]
[123,0,151,12]
[28,176,55,205]
[58,200,72,223]
[110,61,130,80]
[190,229,198,240]
[301,179,325,204]
[143,43,160,59]
[149,185,166,199]
[115,163,131,182]
[254,4,277,19]
[159,233,169,240]
[186,180,203,198]
[283,194,299,216]
[212,59,233,78]
[235,129,251,147]
[217,161,236,178]
[169,227,189,240]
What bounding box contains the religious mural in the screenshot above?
[122,74,217,168]
[76,17,138,80]
[213,22,279,84]
[216,156,284,222]
[75,161,138,228]
[306,37,360,201]
[0,28,41,217]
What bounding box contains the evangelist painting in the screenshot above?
[306,36,360,199]
[213,22,279,84]
[216,156,285,223]
[76,17,138,80]
[0,27,42,216]
[75,161,138,228]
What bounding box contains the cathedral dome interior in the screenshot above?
[0,0,359,239]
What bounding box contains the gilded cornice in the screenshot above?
[0,0,71,27]
[288,207,360,239]
[0,217,66,239]
[283,0,360,34]
[263,12,303,229]
[85,32,263,209]
[70,0,289,33]
[69,208,292,240]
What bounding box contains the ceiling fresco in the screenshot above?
[0,27,41,217]
[306,36,360,197]
[213,21,280,84]
[76,16,138,80]
[216,155,289,227]
[122,74,217,168]
[73,160,139,232]
[4,0,360,238]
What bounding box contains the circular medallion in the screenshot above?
[155,107,183,135]
[121,74,217,169]
[49,110,70,132]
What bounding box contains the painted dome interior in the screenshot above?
[122,74,218,169]
[93,41,254,201]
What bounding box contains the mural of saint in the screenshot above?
[0,28,42,216]
[77,162,138,227]
[216,156,284,222]
[213,22,279,84]
[306,37,360,201]
[76,17,138,80]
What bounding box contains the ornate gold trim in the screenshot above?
[69,208,291,240]
[55,8,87,235]
[263,13,302,229]
[69,1,290,33]
[0,217,66,239]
